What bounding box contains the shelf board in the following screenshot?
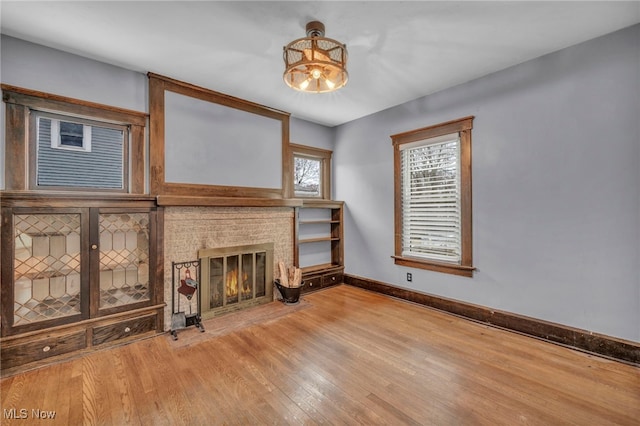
[18,269,80,280]
[299,220,340,225]
[298,237,340,244]
[301,263,344,274]
[300,199,344,208]
[16,261,146,280]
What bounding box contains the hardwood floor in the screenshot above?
[1,285,639,425]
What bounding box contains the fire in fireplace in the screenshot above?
[198,243,273,318]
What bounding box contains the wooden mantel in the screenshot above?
[155,195,303,208]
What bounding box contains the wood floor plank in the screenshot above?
[223,333,317,424]
[1,285,638,425]
[233,329,332,424]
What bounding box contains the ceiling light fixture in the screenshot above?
[283,21,348,93]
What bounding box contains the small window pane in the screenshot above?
[59,122,84,147]
[294,156,321,197]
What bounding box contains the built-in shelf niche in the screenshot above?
[296,201,343,274]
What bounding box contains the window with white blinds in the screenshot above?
[391,116,474,277]
[400,133,461,263]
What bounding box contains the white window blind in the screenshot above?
[400,133,461,263]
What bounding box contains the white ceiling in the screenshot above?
[2,1,639,127]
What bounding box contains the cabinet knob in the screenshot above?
[42,345,51,352]
[124,327,131,333]
[91,244,98,250]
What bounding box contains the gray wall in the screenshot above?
[0,35,147,112]
[334,24,640,342]
[290,117,334,151]
[163,90,283,189]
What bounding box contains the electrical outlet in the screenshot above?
[406,273,412,282]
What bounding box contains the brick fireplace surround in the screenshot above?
[163,206,294,329]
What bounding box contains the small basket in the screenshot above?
[274,279,304,305]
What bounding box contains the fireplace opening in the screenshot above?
[198,243,273,318]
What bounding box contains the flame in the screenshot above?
[226,269,251,298]
[226,269,238,298]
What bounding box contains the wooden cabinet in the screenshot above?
[295,200,344,293]
[0,193,164,373]
[300,267,344,294]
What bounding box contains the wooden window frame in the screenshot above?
[290,143,332,200]
[391,116,475,277]
[2,84,147,194]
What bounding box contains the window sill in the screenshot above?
[392,255,475,278]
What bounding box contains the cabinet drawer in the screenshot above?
[302,275,323,293]
[92,314,157,346]
[1,330,87,370]
[322,273,342,287]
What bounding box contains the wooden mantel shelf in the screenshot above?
[156,195,303,207]
[301,199,344,208]
[0,191,157,208]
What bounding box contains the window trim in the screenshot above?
[2,84,147,193]
[391,116,474,277]
[290,143,332,200]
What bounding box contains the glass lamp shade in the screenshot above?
[283,35,348,93]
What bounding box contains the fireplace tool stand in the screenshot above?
[171,260,205,340]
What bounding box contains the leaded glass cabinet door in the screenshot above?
[1,206,157,336]
[2,208,90,334]
[94,209,154,315]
